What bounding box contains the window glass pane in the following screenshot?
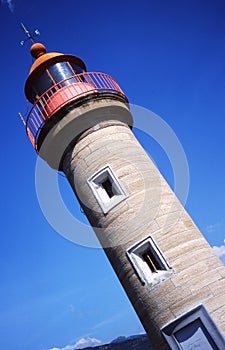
[30,62,85,102]
[70,63,84,74]
[48,62,74,83]
[32,71,53,101]
[175,319,218,350]
[69,63,85,82]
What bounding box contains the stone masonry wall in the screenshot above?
[62,119,225,349]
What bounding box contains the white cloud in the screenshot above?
[50,337,102,350]
[1,0,14,12]
[73,338,102,349]
[212,245,225,257]
[206,223,220,233]
[212,245,225,265]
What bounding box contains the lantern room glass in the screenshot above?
[31,62,84,102]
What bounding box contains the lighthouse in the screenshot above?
[23,41,225,349]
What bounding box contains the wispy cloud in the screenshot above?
[92,310,127,331]
[206,223,220,233]
[50,337,102,350]
[69,304,75,313]
[212,244,225,265]
[1,0,14,12]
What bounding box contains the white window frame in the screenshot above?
[88,165,127,214]
[161,304,225,349]
[127,236,173,286]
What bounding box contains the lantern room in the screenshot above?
[25,43,87,103]
[24,43,127,151]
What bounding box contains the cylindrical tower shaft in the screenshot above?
[23,43,225,350]
[60,104,225,349]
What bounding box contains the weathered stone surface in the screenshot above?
[60,97,225,348]
[206,293,225,313]
[189,269,222,292]
[211,305,225,324]
[217,265,225,278]
[170,286,212,317]
[209,277,225,297]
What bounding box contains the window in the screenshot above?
[88,165,127,214]
[161,305,225,350]
[31,62,85,102]
[127,236,172,286]
[175,319,218,349]
[48,62,75,86]
[31,71,54,102]
[101,178,115,198]
[70,62,84,75]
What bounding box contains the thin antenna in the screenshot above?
[18,112,26,126]
[20,22,40,46]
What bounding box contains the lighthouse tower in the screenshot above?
[23,42,225,349]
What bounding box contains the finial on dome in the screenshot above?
[30,43,46,59]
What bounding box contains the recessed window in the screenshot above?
[127,236,172,286]
[88,166,127,214]
[101,178,115,198]
[142,249,165,273]
[161,305,225,350]
[175,319,217,349]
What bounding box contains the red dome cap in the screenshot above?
[30,43,46,58]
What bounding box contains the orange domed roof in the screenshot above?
[25,43,87,102]
[29,43,64,74]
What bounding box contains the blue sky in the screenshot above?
[0,0,225,349]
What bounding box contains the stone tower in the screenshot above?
[23,42,225,349]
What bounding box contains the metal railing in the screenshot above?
[26,72,127,150]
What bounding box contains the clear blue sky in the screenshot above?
[0,1,225,349]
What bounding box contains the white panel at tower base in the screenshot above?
[37,94,225,350]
